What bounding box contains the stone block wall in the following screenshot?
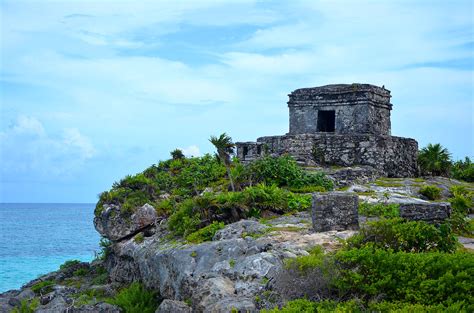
[312,192,359,232]
[236,133,418,177]
[288,84,392,136]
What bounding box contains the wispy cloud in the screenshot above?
[1,0,472,201]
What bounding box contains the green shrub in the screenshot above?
[452,157,474,182]
[73,268,90,277]
[287,193,312,212]
[95,154,227,217]
[167,199,202,237]
[168,184,312,237]
[106,282,158,313]
[285,246,327,273]
[31,280,55,295]
[186,221,225,243]
[134,233,145,244]
[419,185,442,200]
[347,218,458,253]
[358,202,399,218]
[92,272,109,285]
[95,237,112,261]
[245,155,333,190]
[334,247,474,305]
[448,193,474,235]
[11,298,40,313]
[265,299,470,312]
[74,288,107,306]
[59,259,81,271]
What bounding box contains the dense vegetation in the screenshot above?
[418,143,474,181]
[95,144,333,240]
[88,137,473,312]
[267,215,473,312]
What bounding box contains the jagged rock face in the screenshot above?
[106,213,355,312]
[94,203,157,241]
[156,299,192,313]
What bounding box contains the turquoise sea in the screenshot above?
[0,203,100,292]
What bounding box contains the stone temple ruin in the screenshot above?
[236,84,418,177]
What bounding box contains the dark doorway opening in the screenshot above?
[317,110,335,132]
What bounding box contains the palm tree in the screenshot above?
[418,143,452,176]
[170,148,185,160]
[209,133,236,192]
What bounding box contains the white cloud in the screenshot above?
[62,128,96,159]
[11,115,46,137]
[0,115,96,178]
[180,145,201,157]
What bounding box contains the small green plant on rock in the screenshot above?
[31,280,55,295]
[358,202,399,218]
[11,298,39,313]
[59,259,81,271]
[106,282,158,313]
[186,221,225,244]
[419,185,442,200]
[134,233,145,244]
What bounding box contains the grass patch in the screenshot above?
[374,180,404,187]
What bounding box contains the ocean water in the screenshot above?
[0,203,100,292]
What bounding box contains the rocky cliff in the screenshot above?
[1,172,472,313]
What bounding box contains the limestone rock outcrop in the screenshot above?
[94,203,157,241]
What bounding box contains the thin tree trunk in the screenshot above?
[226,166,235,192]
[225,165,239,220]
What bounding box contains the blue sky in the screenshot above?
[1,0,473,203]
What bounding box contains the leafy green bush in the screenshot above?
[31,280,55,295]
[167,199,202,237]
[448,192,474,235]
[419,185,442,200]
[11,298,39,313]
[133,233,144,244]
[245,155,333,190]
[451,157,474,182]
[186,221,225,243]
[264,299,470,312]
[285,246,327,273]
[347,218,458,253]
[168,185,312,237]
[95,237,112,261]
[358,202,399,218]
[95,154,227,216]
[59,259,81,271]
[106,282,158,313]
[335,247,474,305]
[287,193,312,212]
[73,268,90,277]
